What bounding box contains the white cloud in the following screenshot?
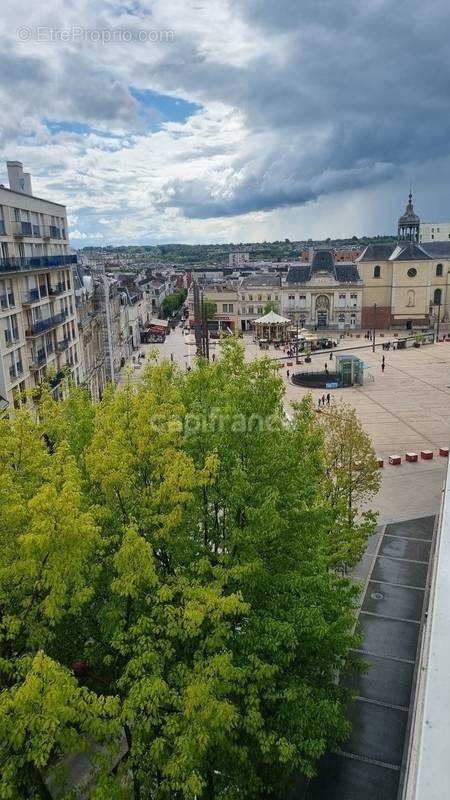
[1,0,450,244]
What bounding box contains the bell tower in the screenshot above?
[398,192,420,242]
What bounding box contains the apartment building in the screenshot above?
[0,161,79,411]
[229,251,250,268]
[238,274,282,331]
[419,222,450,243]
[188,281,239,332]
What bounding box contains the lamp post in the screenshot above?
[372,303,376,353]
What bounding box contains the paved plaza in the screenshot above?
[124,325,450,524]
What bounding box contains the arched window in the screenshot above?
[407,290,415,307]
[373,265,381,278]
[436,263,443,276]
[434,288,442,305]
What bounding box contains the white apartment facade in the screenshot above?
[0,161,79,411]
[419,222,450,243]
[229,251,250,268]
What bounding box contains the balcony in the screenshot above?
[25,310,67,337]
[9,361,23,381]
[0,254,77,274]
[49,282,65,297]
[56,337,70,352]
[22,288,41,305]
[49,370,66,389]
[4,329,20,347]
[12,221,33,238]
[30,349,47,370]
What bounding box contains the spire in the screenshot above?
[398,189,420,242]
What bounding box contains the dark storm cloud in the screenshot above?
[156,0,450,218]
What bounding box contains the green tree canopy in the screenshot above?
[0,342,376,799]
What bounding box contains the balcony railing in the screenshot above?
[9,362,23,381]
[25,310,67,337]
[56,337,70,352]
[30,349,47,370]
[12,221,33,238]
[0,254,77,273]
[5,329,20,346]
[22,288,41,305]
[49,282,65,297]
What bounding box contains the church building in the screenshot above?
[358,194,450,329]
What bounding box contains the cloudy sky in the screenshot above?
[1,0,450,245]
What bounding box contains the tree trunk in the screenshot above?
[124,724,141,800]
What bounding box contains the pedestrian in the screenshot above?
[382,354,385,366]
[326,393,330,405]
[329,351,333,360]
[322,394,326,406]
[318,397,321,408]
[212,353,216,362]
[325,362,328,373]
[287,369,290,379]
[381,361,385,373]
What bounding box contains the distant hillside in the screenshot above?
[77,236,396,266]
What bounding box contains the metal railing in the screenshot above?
[9,361,23,380]
[29,349,47,369]
[22,288,40,305]
[0,254,77,273]
[4,329,20,346]
[25,310,67,336]
[49,282,66,296]
[56,337,70,352]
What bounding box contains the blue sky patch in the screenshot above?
[130,88,202,125]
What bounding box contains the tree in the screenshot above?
[161,288,187,319]
[263,300,279,314]
[203,298,217,320]
[0,343,369,798]
[318,399,381,569]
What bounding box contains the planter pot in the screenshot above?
[305,356,311,363]
[413,342,421,348]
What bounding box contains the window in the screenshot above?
[434,288,442,305]
[299,295,306,308]
[350,293,358,307]
[338,294,346,308]
[258,295,262,301]
[249,294,253,301]
[431,235,434,240]
[407,267,417,278]
[257,306,263,314]
[288,294,295,301]
[248,306,254,314]
[407,290,415,307]
[436,264,443,276]
[274,295,279,301]
[373,265,381,278]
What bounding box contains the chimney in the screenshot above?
[7,161,25,193]
[23,172,33,195]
